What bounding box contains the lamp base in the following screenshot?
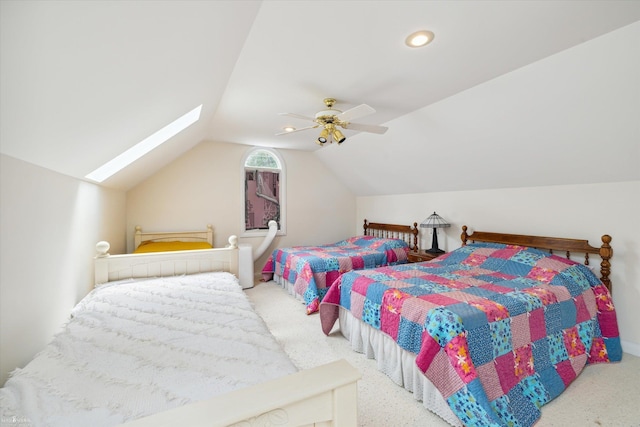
[425,227,445,254]
[425,248,445,254]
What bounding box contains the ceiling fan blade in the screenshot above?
[275,124,319,136]
[336,104,375,122]
[278,112,316,122]
[343,122,388,134]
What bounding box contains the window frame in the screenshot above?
[241,147,286,237]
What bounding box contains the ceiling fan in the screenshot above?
[277,98,388,145]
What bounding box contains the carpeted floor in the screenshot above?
[246,281,640,427]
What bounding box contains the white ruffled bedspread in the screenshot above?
[0,272,296,427]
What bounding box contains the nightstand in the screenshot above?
[407,250,444,263]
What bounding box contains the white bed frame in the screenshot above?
[122,358,360,427]
[100,223,277,289]
[95,232,361,426]
[94,235,240,285]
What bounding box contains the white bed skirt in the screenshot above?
[273,274,305,303]
[338,307,462,427]
[273,273,461,426]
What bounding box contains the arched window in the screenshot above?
[241,147,286,236]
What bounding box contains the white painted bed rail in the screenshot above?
[120,359,361,427]
[95,236,239,285]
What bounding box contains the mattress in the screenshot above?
[0,272,296,426]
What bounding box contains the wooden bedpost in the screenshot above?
[363,219,369,235]
[412,222,418,251]
[461,225,469,246]
[599,234,613,293]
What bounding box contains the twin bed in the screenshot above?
[94,224,232,286]
[262,219,419,313]
[1,226,360,427]
[1,222,621,427]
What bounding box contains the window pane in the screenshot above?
[242,147,285,236]
[245,150,280,169]
[245,170,280,230]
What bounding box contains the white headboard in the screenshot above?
[134,224,214,249]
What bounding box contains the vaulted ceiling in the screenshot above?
[2,1,639,195]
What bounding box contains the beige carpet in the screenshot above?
[246,281,640,427]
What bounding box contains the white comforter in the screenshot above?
[0,272,296,427]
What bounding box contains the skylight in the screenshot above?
[85,104,203,183]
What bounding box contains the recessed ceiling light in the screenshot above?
[405,30,435,48]
[283,126,296,132]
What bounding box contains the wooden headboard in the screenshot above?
[363,219,419,251]
[134,224,214,250]
[460,225,613,292]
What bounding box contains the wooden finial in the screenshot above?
[461,225,469,246]
[599,234,613,293]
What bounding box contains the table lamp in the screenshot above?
[420,212,450,254]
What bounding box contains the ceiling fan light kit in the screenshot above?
[317,128,329,145]
[333,128,346,144]
[278,97,388,146]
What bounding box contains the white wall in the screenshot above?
[126,140,356,275]
[356,181,640,356]
[0,154,126,385]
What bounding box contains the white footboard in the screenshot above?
[95,236,239,285]
[121,359,361,427]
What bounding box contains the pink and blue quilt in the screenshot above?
[319,242,621,427]
[262,235,409,314]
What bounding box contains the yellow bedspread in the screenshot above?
[133,241,213,253]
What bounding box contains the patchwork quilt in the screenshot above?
[262,235,409,314]
[319,242,621,427]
